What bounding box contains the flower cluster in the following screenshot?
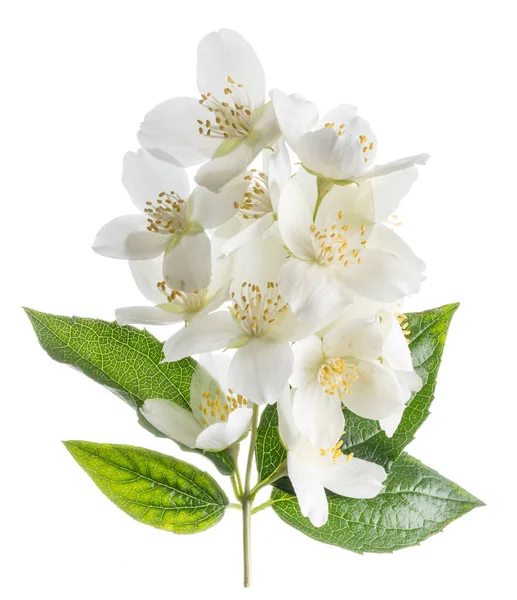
[94,28,427,527]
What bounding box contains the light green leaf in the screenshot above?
[25,308,234,475]
[64,441,229,534]
[272,452,483,553]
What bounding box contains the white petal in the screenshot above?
[293,381,345,449]
[382,314,414,371]
[128,257,166,303]
[187,186,239,230]
[162,231,211,293]
[228,338,293,405]
[291,335,324,388]
[140,399,202,447]
[231,235,287,290]
[222,213,275,255]
[264,139,291,209]
[122,150,190,212]
[379,411,403,437]
[195,140,255,193]
[162,311,244,362]
[364,153,430,180]
[196,407,253,451]
[279,260,352,323]
[344,225,425,302]
[93,215,170,259]
[345,359,406,420]
[138,97,218,166]
[270,89,319,148]
[277,178,314,260]
[190,352,231,417]
[318,455,387,498]
[288,452,328,527]
[322,317,384,362]
[116,305,184,326]
[316,181,375,230]
[197,29,265,107]
[371,167,419,221]
[277,387,298,450]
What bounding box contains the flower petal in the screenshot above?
[264,139,291,210]
[345,359,406,420]
[197,29,265,107]
[93,215,170,259]
[128,257,166,303]
[344,225,425,302]
[288,452,328,527]
[116,305,184,326]
[364,153,429,180]
[318,454,387,498]
[189,177,248,229]
[162,311,243,362]
[138,97,219,166]
[228,338,293,405]
[270,89,319,148]
[322,317,384,362]
[162,231,211,293]
[277,178,314,260]
[277,387,298,450]
[140,399,202,447]
[122,149,190,212]
[279,260,353,323]
[196,406,253,451]
[371,167,420,221]
[291,335,324,388]
[293,380,345,449]
[222,213,275,255]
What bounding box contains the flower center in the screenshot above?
[324,122,375,164]
[198,76,254,140]
[233,170,273,220]
[156,281,208,313]
[310,212,368,267]
[198,388,248,426]
[144,191,187,234]
[318,357,358,399]
[231,281,289,337]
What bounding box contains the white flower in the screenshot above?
[141,354,252,452]
[93,149,236,292]
[162,238,313,405]
[115,250,231,326]
[278,388,387,527]
[138,29,280,192]
[277,170,425,323]
[289,308,421,448]
[270,89,428,183]
[219,140,291,255]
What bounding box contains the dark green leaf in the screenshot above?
[272,452,483,553]
[64,441,228,534]
[256,404,287,482]
[25,308,234,475]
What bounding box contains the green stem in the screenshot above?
[249,460,288,500]
[313,177,335,221]
[242,404,259,588]
[251,498,280,515]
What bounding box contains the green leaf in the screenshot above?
[25,308,234,475]
[340,303,459,469]
[272,452,483,553]
[64,441,229,534]
[256,404,287,482]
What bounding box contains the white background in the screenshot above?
[1,1,515,597]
